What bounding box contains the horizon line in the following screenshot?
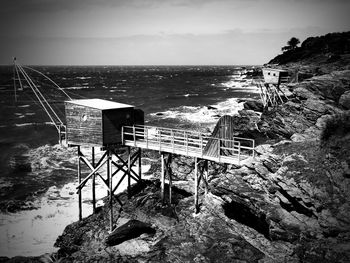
[0,63,263,67]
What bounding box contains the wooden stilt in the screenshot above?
[92,147,96,214]
[127,146,131,199]
[77,146,82,221]
[204,160,209,195]
[108,150,114,232]
[161,152,165,203]
[168,154,172,205]
[106,149,110,197]
[194,157,199,213]
[138,148,142,181]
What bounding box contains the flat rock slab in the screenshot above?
[105,219,156,247]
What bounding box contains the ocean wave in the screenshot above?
[62,86,91,90]
[14,122,54,127]
[220,79,259,93]
[183,93,199,97]
[218,72,260,94]
[0,162,150,257]
[109,89,126,93]
[151,98,244,125]
[75,76,92,80]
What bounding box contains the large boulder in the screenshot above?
[243,99,264,112]
[339,91,350,109]
[105,219,155,246]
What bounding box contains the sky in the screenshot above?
[0,0,349,65]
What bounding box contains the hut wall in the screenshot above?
[102,108,134,145]
[263,69,281,85]
[65,103,103,146]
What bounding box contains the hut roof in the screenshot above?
[262,68,288,73]
[66,99,134,110]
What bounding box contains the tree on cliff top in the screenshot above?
[282,37,300,52]
[269,31,350,65]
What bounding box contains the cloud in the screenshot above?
[0,28,312,65]
[1,0,258,15]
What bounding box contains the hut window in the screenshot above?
[273,73,276,76]
[268,72,270,75]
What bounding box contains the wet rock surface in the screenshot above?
[48,129,350,262]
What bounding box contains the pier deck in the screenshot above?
[122,125,255,165]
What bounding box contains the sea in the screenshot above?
[0,65,261,257]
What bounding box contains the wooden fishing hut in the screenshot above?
[256,68,289,108]
[65,98,144,231]
[262,68,289,85]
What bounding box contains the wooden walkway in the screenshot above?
[122,125,255,165]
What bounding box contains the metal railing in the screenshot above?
[122,125,255,164]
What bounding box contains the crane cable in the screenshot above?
[16,64,61,129]
[22,65,72,100]
[14,62,64,131]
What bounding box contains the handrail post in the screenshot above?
[252,140,255,158]
[238,141,241,165]
[185,132,188,155]
[218,138,221,162]
[158,128,161,151]
[146,128,148,148]
[201,136,203,157]
[133,125,136,147]
[58,125,62,145]
[121,126,124,145]
[171,130,174,153]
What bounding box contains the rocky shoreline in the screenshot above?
[2,33,350,263]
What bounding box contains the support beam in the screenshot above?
[77,152,108,191]
[195,158,199,213]
[161,152,165,203]
[160,152,173,205]
[112,149,141,181]
[127,146,131,199]
[193,159,209,213]
[138,148,142,181]
[77,146,82,221]
[92,147,96,214]
[167,154,172,205]
[73,145,144,229]
[106,150,110,197]
[204,160,209,195]
[108,150,114,232]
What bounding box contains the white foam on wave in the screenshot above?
[62,86,90,90]
[0,145,151,257]
[75,76,92,80]
[215,70,260,93]
[151,97,244,125]
[220,76,260,94]
[14,122,54,127]
[183,93,199,97]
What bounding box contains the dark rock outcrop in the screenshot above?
[243,99,264,112]
[339,90,350,109]
[105,219,155,246]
